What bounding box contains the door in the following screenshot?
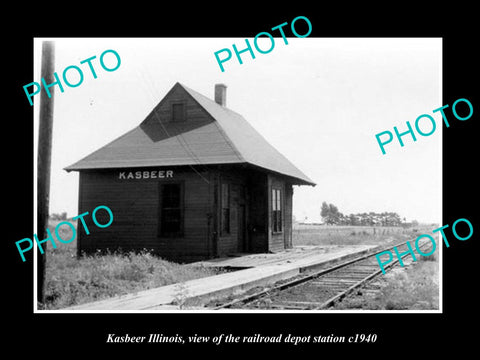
[237,204,246,252]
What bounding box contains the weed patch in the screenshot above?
[292,225,428,247]
[43,249,220,310]
[332,259,439,310]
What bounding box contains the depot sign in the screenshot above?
[118,170,174,180]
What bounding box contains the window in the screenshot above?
[272,188,282,232]
[160,183,183,236]
[221,183,230,234]
[172,103,185,121]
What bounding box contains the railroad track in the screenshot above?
[211,241,432,310]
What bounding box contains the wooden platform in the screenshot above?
[190,245,374,269]
[63,244,378,311]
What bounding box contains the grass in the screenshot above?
[42,220,222,310]
[293,223,440,310]
[42,220,439,310]
[292,224,435,247]
[331,250,439,310]
[380,261,439,310]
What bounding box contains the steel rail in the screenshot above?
[314,239,433,309]
[213,240,432,310]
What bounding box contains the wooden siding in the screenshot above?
[246,171,268,253]
[76,164,293,262]
[145,84,213,126]
[77,167,214,262]
[284,184,293,249]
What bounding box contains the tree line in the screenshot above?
[320,202,415,226]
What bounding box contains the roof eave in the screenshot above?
[64,161,316,186]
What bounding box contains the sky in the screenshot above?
[33,37,442,224]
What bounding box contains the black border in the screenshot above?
[6,5,478,355]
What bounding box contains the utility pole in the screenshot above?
[37,41,55,305]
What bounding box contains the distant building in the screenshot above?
[66,83,315,262]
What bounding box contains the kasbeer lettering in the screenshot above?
[118,170,174,180]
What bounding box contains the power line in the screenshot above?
[137,70,210,184]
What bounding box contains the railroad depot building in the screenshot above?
[65,83,315,262]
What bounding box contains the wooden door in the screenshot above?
[237,204,246,252]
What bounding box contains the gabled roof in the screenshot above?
[65,82,315,186]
